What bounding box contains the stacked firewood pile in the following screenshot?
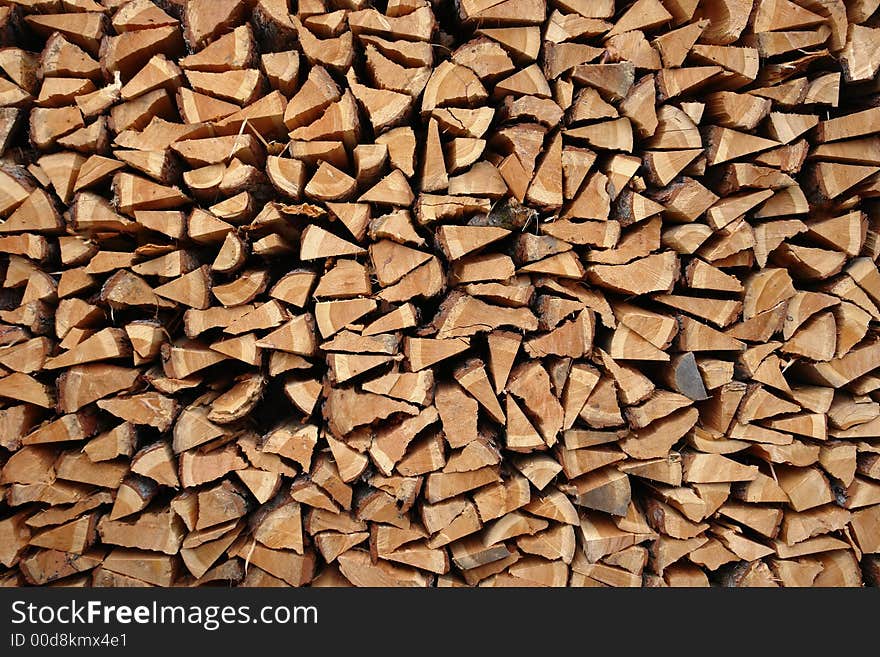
[0,0,879,588]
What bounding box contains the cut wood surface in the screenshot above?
[0,0,878,589]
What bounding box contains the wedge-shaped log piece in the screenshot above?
[586,252,678,295]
